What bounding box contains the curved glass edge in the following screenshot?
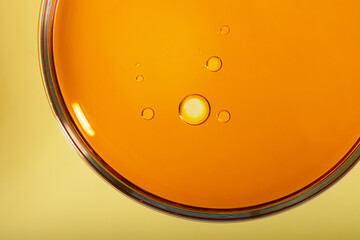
[38,0,360,222]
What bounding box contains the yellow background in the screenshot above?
[1,0,360,239]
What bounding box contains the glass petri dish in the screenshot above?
[39,0,360,221]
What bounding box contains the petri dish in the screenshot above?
[39,0,360,221]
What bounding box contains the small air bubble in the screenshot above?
[142,108,155,120]
[220,25,230,35]
[136,75,144,83]
[206,56,222,72]
[217,110,231,123]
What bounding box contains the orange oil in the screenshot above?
[53,0,360,209]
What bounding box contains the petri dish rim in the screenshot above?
[38,0,360,222]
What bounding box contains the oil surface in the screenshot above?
[53,0,360,209]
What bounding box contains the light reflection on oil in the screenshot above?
[72,103,95,136]
[179,94,210,125]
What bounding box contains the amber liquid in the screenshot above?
[53,0,360,209]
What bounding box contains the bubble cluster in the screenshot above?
[138,25,232,125]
